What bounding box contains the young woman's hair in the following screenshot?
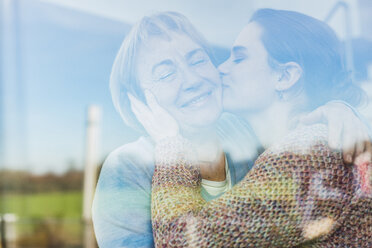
[110,12,214,132]
[250,8,366,109]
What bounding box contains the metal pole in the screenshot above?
[0,214,18,248]
[0,0,5,167]
[0,216,6,248]
[3,214,17,248]
[0,4,6,246]
[83,105,101,248]
[324,1,355,82]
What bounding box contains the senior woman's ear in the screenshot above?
[274,62,302,91]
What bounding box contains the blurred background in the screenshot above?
[0,0,371,247]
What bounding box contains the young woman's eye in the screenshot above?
[232,53,247,64]
[233,57,245,64]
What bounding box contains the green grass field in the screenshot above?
[1,191,85,247]
[2,191,82,218]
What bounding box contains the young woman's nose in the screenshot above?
[217,59,231,75]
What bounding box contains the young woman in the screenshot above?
[135,9,372,247]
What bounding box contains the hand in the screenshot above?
[128,90,179,143]
[299,101,372,164]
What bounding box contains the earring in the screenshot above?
[277,90,284,100]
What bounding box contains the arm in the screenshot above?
[152,126,355,247]
[299,101,372,164]
[92,151,154,248]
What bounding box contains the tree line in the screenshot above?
[0,168,88,193]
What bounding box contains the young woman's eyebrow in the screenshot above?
[232,46,247,55]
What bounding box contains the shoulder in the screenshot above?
[97,136,155,188]
[105,136,154,165]
[268,124,330,155]
[256,124,344,172]
[102,136,155,172]
[252,124,348,190]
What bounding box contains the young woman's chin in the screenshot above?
[222,95,246,114]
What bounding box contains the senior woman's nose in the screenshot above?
[181,67,203,92]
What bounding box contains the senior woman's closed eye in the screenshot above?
[153,60,176,82]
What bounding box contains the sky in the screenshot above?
[0,0,366,174]
[38,0,362,47]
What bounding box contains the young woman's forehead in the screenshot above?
[234,22,263,48]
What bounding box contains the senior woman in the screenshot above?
[93,11,371,247]
[134,9,372,247]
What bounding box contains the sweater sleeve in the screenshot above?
[151,125,358,247]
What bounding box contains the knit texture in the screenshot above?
[151,124,372,247]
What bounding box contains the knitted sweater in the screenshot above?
[151,124,372,247]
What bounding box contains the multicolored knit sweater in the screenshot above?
[151,124,372,247]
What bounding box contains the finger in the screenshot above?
[128,94,152,123]
[365,140,372,162]
[128,93,142,107]
[340,119,364,161]
[129,94,150,113]
[130,101,146,123]
[128,93,141,108]
[354,126,368,159]
[131,102,157,133]
[343,147,355,165]
[327,119,343,150]
[341,125,355,164]
[299,107,325,125]
[355,139,366,160]
[344,118,370,162]
[130,102,146,122]
[144,90,161,112]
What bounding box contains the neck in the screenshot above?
[242,102,294,149]
[182,124,217,142]
[183,125,223,163]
